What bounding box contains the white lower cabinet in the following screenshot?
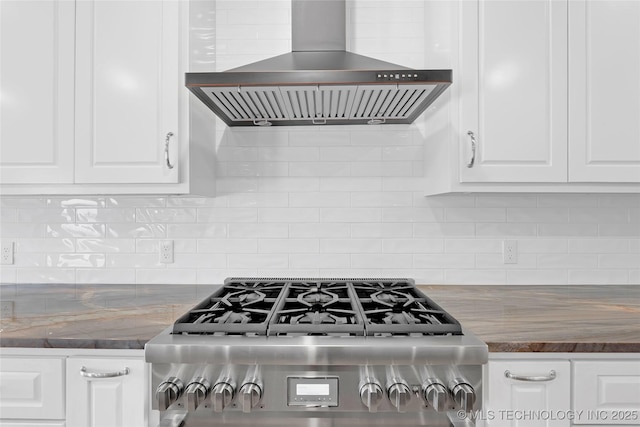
[485,359,571,427]
[573,360,640,425]
[0,350,146,427]
[66,357,146,427]
[486,355,640,427]
[0,357,65,420]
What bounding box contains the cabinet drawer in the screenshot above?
[0,357,65,419]
[573,360,640,425]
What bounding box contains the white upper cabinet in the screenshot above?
[568,0,640,183]
[0,0,208,195]
[425,0,640,194]
[0,0,75,184]
[460,0,568,183]
[75,0,180,184]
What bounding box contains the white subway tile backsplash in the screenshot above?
[258,239,319,254]
[445,269,506,285]
[320,208,381,223]
[414,223,475,238]
[568,239,628,254]
[48,254,106,268]
[476,223,537,237]
[258,208,319,223]
[446,208,506,223]
[383,239,443,253]
[48,224,106,238]
[537,254,598,269]
[506,208,568,223]
[228,223,288,238]
[77,238,136,253]
[78,208,136,223]
[598,254,640,269]
[384,207,443,223]
[290,192,350,208]
[289,223,350,238]
[320,239,381,254]
[1,1,638,286]
[19,208,75,223]
[352,223,412,238]
[537,223,598,237]
[569,208,630,223]
[598,224,640,237]
[289,254,350,269]
[569,270,629,285]
[198,208,257,223]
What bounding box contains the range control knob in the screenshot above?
[211,382,235,412]
[450,379,476,412]
[388,383,411,412]
[359,382,384,413]
[239,383,262,413]
[185,377,211,412]
[422,379,450,412]
[155,377,184,411]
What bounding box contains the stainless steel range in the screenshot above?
[145,278,487,427]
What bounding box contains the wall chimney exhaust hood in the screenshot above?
[186,0,452,127]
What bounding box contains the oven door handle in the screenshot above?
[504,369,556,382]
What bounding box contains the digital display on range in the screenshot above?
[287,377,339,407]
[296,383,330,396]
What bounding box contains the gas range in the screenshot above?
[145,278,488,427]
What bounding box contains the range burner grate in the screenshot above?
[172,278,462,337]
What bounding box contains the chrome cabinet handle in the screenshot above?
[80,366,130,379]
[164,132,175,169]
[466,131,476,168]
[504,370,556,382]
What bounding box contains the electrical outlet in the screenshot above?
[1,241,14,265]
[0,301,14,319]
[503,240,518,264]
[159,240,174,264]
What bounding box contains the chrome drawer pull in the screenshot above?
[504,370,556,382]
[80,366,130,378]
[466,131,476,168]
[164,132,175,169]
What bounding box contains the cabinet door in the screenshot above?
[486,360,571,427]
[0,0,74,184]
[460,0,568,183]
[0,357,65,420]
[75,0,180,184]
[568,1,640,183]
[573,360,640,425]
[66,357,146,427]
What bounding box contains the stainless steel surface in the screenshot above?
[164,132,174,169]
[504,369,557,382]
[147,278,487,426]
[466,131,476,168]
[79,366,130,378]
[186,0,452,127]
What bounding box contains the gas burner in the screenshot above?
[382,311,419,325]
[291,310,347,325]
[297,289,338,306]
[215,311,252,324]
[370,290,415,307]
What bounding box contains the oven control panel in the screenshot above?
[287,377,339,407]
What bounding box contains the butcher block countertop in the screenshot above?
[0,283,638,353]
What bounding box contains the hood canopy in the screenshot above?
[186,0,452,127]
